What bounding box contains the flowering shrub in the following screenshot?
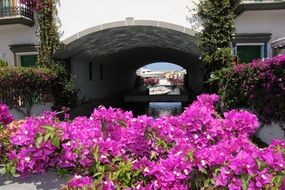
[1,94,285,189]
[0,103,13,127]
[144,78,159,86]
[168,77,184,87]
[0,67,57,109]
[210,54,285,121]
[19,0,46,11]
[0,103,13,166]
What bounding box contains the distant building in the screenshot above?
[233,0,285,63]
[164,69,186,80]
[136,68,165,79]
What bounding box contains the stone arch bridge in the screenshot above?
[54,18,204,113]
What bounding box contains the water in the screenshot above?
[125,86,184,117]
[145,87,183,118]
[146,102,182,118]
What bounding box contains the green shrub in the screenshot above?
[0,67,57,115]
[50,64,78,109]
[0,65,78,115]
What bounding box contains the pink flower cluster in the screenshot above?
[2,94,285,189]
[168,77,184,86]
[144,78,159,86]
[19,0,46,11]
[0,103,13,127]
[234,54,285,73]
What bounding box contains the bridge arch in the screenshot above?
[54,18,204,103]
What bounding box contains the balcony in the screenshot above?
[0,5,34,27]
[234,0,285,15]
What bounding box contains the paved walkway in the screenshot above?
[0,168,70,190]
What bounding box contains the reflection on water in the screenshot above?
[146,102,182,118]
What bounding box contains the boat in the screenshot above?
[149,86,171,95]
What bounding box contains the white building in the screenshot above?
[0,0,37,67]
[233,0,285,63]
[137,68,165,79]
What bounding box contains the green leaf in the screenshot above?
[117,120,127,127]
[256,159,266,170]
[0,124,4,131]
[42,125,55,132]
[56,168,69,178]
[93,145,100,164]
[93,172,103,178]
[101,120,107,133]
[186,150,194,161]
[275,175,283,187]
[44,133,51,142]
[242,175,252,190]
[4,162,16,176]
[51,136,60,148]
[36,135,44,148]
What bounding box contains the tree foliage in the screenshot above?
[197,0,235,73]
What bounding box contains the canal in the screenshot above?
[145,102,183,118]
[132,87,184,117]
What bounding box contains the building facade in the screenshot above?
[0,0,37,67]
[233,0,285,63]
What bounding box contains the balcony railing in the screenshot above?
[0,5,34,26]
[234,0,285,14]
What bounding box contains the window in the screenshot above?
[10,44,37,66]
[234,43,266,64]
[0,0,12,9]
[237,44,263,64]
[16,52,38,67]
[232,33,271,64]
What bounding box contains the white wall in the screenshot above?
[10,102,53,120]
[234,10,285,57]
[71,54,136,100]
[256,122,285,145]
[58,0,199,40]
[0,25,37,66]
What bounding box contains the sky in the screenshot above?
[143,62,183,71]
[58,0,199,40]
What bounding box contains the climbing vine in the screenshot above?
[20,0,61,67]
[20,0,78,108]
